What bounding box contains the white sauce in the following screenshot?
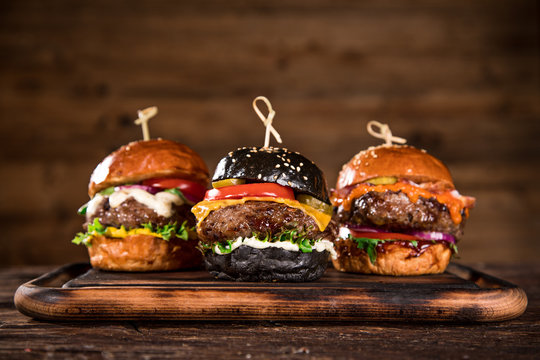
[87,193,105,218]
[109,188,183,217]
[87,188,183,218]
[338,226,351,240]
[214,236,337,259]
[89,156,112,185]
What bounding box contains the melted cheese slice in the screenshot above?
[88,226,195,241]
[331,182,472,224]
[89,227,162,239]
[191,197,331,231]
[105,227,159,238]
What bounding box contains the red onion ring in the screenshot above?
[345,224,456,244]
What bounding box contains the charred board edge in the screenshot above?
[13,263,528,322]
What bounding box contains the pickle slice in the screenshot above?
[212,178,246,188]
[296,194,333,215]
[365,176,397,185]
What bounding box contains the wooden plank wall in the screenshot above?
[0,0,538,266]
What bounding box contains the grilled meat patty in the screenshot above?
[334,191,465,239]
[198,201,335,245]
[85,197,195,230]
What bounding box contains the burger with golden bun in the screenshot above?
[330,122,475,276]
[72,108,210,271]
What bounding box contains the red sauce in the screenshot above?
[377,240,437,258]
[334,238,451,260]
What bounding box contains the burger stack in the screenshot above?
[73,139,209,271]
[72,105,475,280]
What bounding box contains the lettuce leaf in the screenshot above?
[142,221,193,241]
[349,235,459,264]
[72,219,194,247]
[72,218,106,247]
[207,228,321,254]
[350,237,380,264]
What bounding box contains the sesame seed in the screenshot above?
[228,152,233,156]
[286,159,291,163]
[232,159,236,163]
[297,167,301,171]
[275,164,280,168]
[274,175,278,180]
[284,163,289,167]
[257,174,262,179]
[303,176,308,180]
[246,154,251,157]
[288,181,292,186]
[300,163,303,166]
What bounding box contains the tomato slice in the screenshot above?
[204,183,295,201]
[349,230,420,242]
[142,178,207,201]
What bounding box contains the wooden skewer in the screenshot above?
[252,96,282,148]
[134,106,158,141]
[367,120,406,146]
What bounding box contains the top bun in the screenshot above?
[89,139,209,198]
[212,147,330,204]
[336,145,454,190]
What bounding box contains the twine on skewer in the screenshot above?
[367,120,406,146]
[134,106,158,141]
[252,96,282,148]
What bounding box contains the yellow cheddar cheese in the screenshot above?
[191,197,331,231]
[104,226,160,239]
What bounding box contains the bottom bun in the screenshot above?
[204,245,329,282]
[332,238,451,276]
[88,234,202,271]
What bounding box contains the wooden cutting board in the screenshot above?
[14,262,527,322]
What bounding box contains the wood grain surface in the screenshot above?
[0,1,539,267]
[1,263,539,359]
[13,263,527,322]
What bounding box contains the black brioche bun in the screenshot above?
[204,246,329,282]
[212,147,330,203]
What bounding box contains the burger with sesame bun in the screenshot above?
[330,122,475,276]
[191,146,336,282]
[72,138,210,271]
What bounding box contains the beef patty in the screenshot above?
[198,201,335,245]
[85,197,195,230]
[335,191,465,239]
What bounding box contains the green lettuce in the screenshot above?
[349,235,459,264]
[72,219,194,247]
[72,218,106,247]
[205,228,321,254]
[142,221,193,241]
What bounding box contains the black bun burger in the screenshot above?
[191,146,336,282]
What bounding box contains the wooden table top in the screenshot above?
[1,263,538,359]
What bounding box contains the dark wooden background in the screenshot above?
[0,0,538,267]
